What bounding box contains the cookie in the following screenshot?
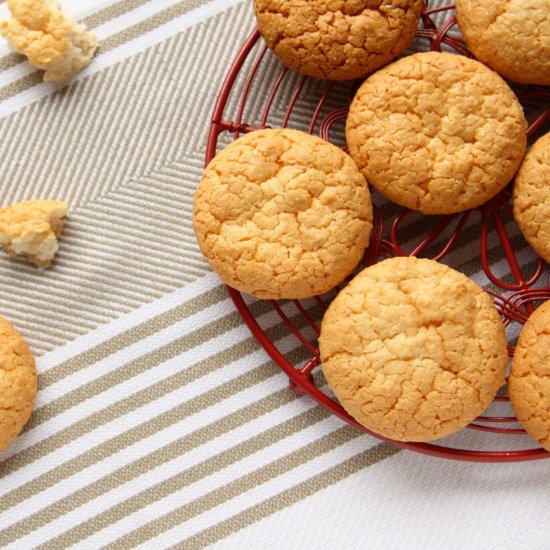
[0,0,97,82]
[193,129,373,300]
[456,0,550,85]
[319,257,508,442]
[508,300,550,451]
[513,132,550,264]
[0,316,37,453]
[253,0,422,81]
[0,200,68,267]
[346,51,527,214]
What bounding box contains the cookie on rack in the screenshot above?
[456,0,550,85]
[0,315,37,453]
[513,131,550,264]
[193,128,373,299]
[508,300,550,451]
[253,0,422,80]
[346,51,527,214]
[319,256,508,442]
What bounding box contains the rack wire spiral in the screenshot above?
[205,2,550,462]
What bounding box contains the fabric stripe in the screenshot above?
[0,344,312,545]
[34,404,330,549]
[1,300,270,475]
[25,300,271,430]
[105,427,361,549]
[0,53,23,72]
[37,283,226,389]
[0,302,320,503]
[182,442,399,549]
[83,0,154,28]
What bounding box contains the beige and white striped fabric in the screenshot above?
[1,1,549,548]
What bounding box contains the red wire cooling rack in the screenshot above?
[205,2,550,462]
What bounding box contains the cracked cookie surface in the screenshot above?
[346,51,527,214]
[253,0,422,80]
[513,132,550,264]
[193,129,373,299]
[509,300,550,451]
[456,0,550,85]
[0,200,68,267]
[0,0,98,81]
[0,316,36,453]
[319,257,508,442]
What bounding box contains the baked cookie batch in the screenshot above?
[0,2,548,453]
[194,2,550,447]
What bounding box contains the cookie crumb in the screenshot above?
[0,200,69,268]
[0,0,97,81]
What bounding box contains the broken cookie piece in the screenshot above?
[0,200,68,268]
[0,0,97,81]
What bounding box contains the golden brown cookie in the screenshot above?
[0,0,97,82]
[346,51,527,214]
[193,129,373,299]
[456,0,550,85]
[508,300,550,451]
[0,316,37,453]
[319,257,508,442]
[0,200,68,268]
[513,132,550,264]
[253,0,422,80]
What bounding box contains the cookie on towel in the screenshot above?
[253,0,422,80]
[319,256,508,442]
[193,128,373,299]
[513,132,550,264]
[0,0,98,81]
[0,200,68,268]
[508,300,550,451]
[346,51,527,214]
[0,316,37,453]
[456,0,550,85]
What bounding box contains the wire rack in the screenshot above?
[205,2,550,462]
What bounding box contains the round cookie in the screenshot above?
[319,257,508,442]
[456,0,550,85]
[346,51,527,214]
[193,129,373,299]
[253,0,422,81]
[508,300,550,451]
[513,132,550,264]
[0,316,37,453]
